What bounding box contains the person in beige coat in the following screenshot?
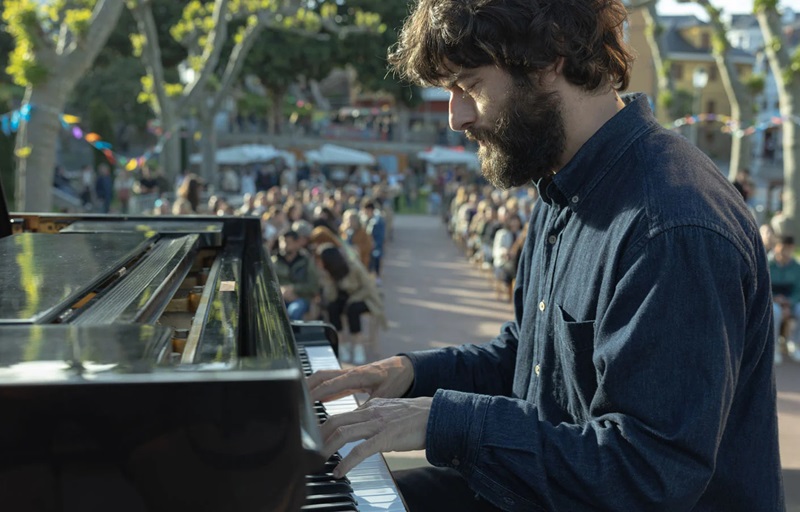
[316,243,387,364]
[340,209,373,269]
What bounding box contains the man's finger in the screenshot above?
[320,407,376,444]
[310,372,370,403]
[306,369,344,390]
[322,417,381,459]
[334,435,383,478]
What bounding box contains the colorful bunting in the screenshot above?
[0,104,175,172]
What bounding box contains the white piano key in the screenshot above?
[305,344,407,512]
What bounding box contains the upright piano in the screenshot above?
[0,211,406,512]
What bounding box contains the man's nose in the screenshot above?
[449,91,476,132]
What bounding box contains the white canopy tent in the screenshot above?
[304,144,376,166]
[189,144,296,167]
[417,146,479,170]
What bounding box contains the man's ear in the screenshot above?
[544,58,565,83]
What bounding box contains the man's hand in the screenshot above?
[307,355,415,403]
[321,397,432,477]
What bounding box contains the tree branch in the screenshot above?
[178,0,231,112]
[129,0,171,117]
[62,0,125,83]
[210,19,267,113]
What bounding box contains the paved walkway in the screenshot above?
[376,214,800,508]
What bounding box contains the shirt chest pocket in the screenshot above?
[554,305,597,423]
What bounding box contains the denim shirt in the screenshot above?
[403,94,784,511]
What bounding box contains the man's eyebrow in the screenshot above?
[442,69,476,89]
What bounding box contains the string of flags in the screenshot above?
[667,113,800,138]
[3,103,800,169]
[0,103,175,172]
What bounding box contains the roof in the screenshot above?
[659,19,755,62]
[729,14,759,31]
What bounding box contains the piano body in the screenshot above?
[0,212,406,512]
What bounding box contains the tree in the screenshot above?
[756,0,800,238]
[69,6,186,152]
[685,0,757,181]
[626,0,680,120]
[334,0,423,142]
[241,25,338,138]
[3,0,125,212]
[0,0,19,208]
[129,0,378,182]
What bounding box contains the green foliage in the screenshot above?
[0,97,13,208]
[244,24,337,92]
[658,89,697,119]
[753,0,780,12]
[237,90,270,115]
[712,32,728,55]
[330,0,423,107]
[658,89,673,111]
[72,7,153,136]
[745,73,766,95]
[2,0,103,86]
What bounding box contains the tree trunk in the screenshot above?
[638,2,676,121]
[199,111,218,183]
[728,100,753,181]
[757,7,800,238]
[695,0,753,180]
[157,100,182,182]
[782,107,800,236]
[266,88,286,136]
[15,83,70,212]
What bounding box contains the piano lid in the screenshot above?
[0,324,172,384]
[0,324,300,385]
[0,232,154,324]
[60,219,225,247]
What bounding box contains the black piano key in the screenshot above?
[305,481,353,495]
[303,493,357,506]
[305,472,350,483]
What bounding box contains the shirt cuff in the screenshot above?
[397,349,447,397]
[425,389,490,477]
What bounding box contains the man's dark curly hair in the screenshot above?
[388,0,634,91]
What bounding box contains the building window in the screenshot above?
[708,66,717,82]
[672,63,684,80]
[706,100,716,114]
[701,32,711,49]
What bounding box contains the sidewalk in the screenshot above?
[376,214,800,510]
[377,214,512,470]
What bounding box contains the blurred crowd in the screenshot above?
[444,181,539,303]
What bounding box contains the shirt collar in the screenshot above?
[536,93,657,208]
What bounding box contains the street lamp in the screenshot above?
[691,66,709,148]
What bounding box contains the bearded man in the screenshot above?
[307,0,784,510]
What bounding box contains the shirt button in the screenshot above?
[548,235,557,244]
[535,364,541,376]
[539,301,546,311]
[571,195,579,204]
[452,457,460,467]
[504,497,515,506]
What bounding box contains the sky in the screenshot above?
[658,0,800,17]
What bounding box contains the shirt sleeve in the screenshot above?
[399,319,520,398]
[425,226,764,511]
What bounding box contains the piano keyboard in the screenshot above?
[299,344,408,512]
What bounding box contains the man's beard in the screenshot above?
[466,83,566,189]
